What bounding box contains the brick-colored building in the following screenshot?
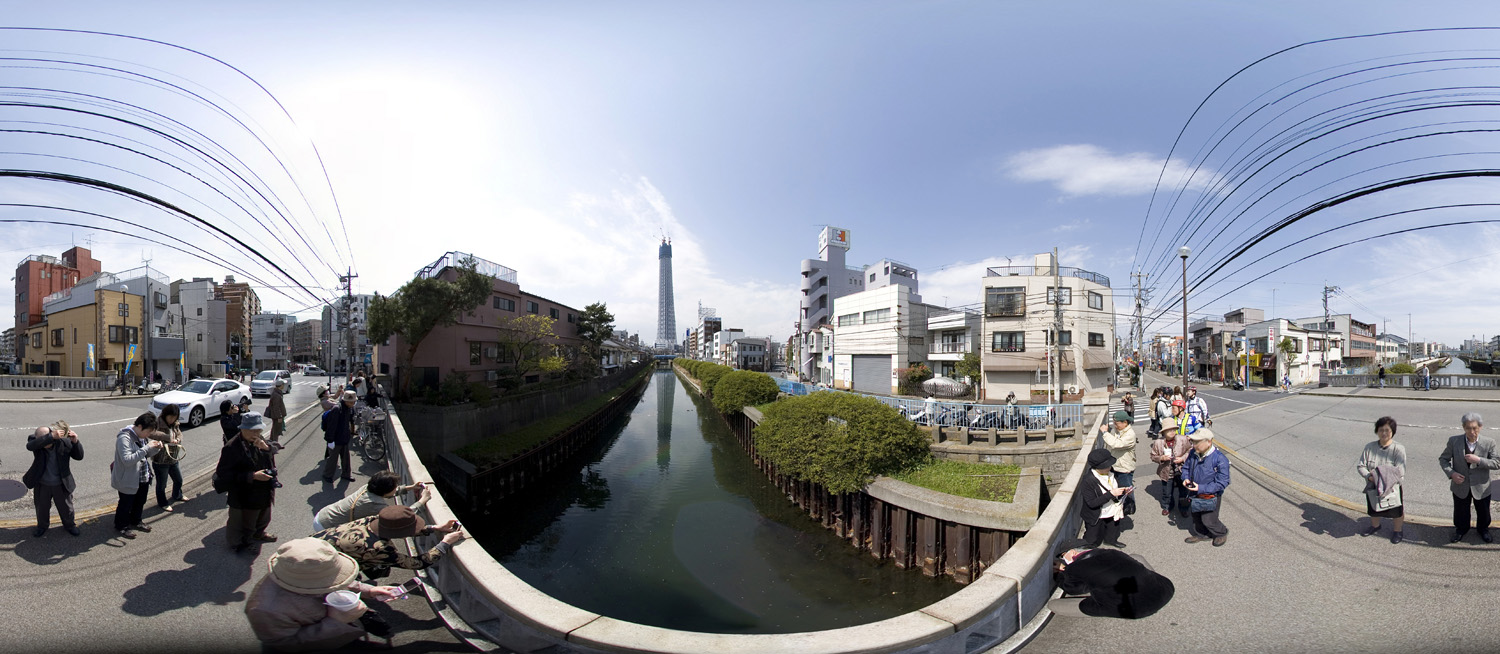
[22,280,144,378]
[13,247,101,363]
[375,251,585,391]
[216,275,261,370]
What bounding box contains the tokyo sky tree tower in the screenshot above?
[655,238,677,351]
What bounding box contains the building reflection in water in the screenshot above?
[656,370,673,471]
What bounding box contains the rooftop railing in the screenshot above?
[416,251,519,284]
[985,265,1110,288]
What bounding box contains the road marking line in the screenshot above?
[0,417,134,431]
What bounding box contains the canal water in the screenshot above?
[467,370,961,634]
[1437,357,1469,375]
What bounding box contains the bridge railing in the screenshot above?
[774,377,1084,428]
[1326,373,1500,388]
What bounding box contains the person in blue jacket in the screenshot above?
[1181,427,1231,546]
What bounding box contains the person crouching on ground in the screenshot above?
[1080,449,1131,548]
[312,471,431,531]
[314,505,464,581]
[245,538,404,651]
[112,412,166,540]
[1098,410,1138,516]
[218,411,279,553]
[1048,539,1175,619]
[1150,423,1191,521]
[1182,427,1231,547]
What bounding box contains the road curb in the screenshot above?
[0,394,153,404]
[1207,394,1451,527]
[1301,390,1500,404]
[0,400,324,529]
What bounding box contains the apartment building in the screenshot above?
[13,247,102,363]
[251,313,298,371]
[731,337,769,371]
[926,307,981,381]
[797,226,867,381]
[979,253,1115,400]
[829,284,928,394]
[1295,313,1376,371]
[171,278,230,376]
[216,275,261,370]
[22,272,144,378]
[289,319,323,364]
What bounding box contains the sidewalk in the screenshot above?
[1302,383,1500,403]
[1021,417,1500,653]
[0,388,140,402]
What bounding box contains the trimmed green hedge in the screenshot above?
[754,392,930,494]
[712,370,781,416]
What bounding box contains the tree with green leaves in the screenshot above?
[573,302,615,377]
[712,370,781,416]
[497,314,567,384]
[754,391,930,494]
[367,257,494,400]
[1275,336,1298,384]
[955,352,982,400]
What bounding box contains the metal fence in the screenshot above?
[772,377,1084,429]
[1327,373,1500,389]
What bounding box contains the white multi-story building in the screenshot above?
[830,284,928,394]
[1376,333,1407,365]
[711,328,744,367]
[926,307,981,382]
[251,313,297,371]
[1296,313,1377,371]
[322,294,374,373]
[979,253,1115,400]
[797,227,868,381]
[731,337,769,371]
[170,277,229,377]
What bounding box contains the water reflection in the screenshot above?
[468,371,959,634]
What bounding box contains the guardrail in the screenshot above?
[1326,373,1500,389]
[376,365,1107,654]
[0,374,117,390]
[774,377,1084,429]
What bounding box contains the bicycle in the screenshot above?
[351,404,387,462]
[1410,375,1442,391]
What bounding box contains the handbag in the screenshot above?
[1189,495,1217,513]
[1366,484,1402,512]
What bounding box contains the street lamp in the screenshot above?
[1179,245,1191,392]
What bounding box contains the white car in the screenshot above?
[251,369,291,397]
[301,365,325,376]
[150,379,251,428]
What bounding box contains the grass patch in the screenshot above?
[456,368,649,469]
[890,458,1023,502]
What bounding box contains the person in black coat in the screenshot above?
[217,412,278,552]
[220,399,243,444]
[23,423,85,537]
[1079,449,1132,548]
[1049,542,1174,619]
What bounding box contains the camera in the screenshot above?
[264,468,283,488]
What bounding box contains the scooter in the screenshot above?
[136,378,163,395]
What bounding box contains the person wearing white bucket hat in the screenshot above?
[266,377,289,443]
[245,538,403,651]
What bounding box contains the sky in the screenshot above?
[6,1,1500,349]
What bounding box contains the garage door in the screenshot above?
[851,355,891,395]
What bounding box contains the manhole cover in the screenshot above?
[0,479,27,502]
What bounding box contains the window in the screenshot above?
[495,296,515,311]
[1088,291,1103,310]
[908,336,924,345]
[1047,287,1072,305]
[73,328,77,344]
[992,331,1025,352]
[51,329,63,347]
[862,308,890,324]
[470,342,481,365]
[568,313,574,323]
[528,301,539,314]
[985,287,1025,317]
[197,334,203,342]
[108,326,140,343]
[837,313,859,327]
[1089,332,1105,347]
[1046,330,1072,346]
[869,273,876,282]
[197,308,203,316]
[550,308,559,320]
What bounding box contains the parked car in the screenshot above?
[250,370,291,397]
[301,365,325,376]
[150,378,251,428]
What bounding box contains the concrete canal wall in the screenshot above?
[378,365,1107,653]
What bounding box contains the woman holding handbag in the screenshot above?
[1356,416,1406,544]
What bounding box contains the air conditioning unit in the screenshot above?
[485,346,500,359]
[485,370,499,382]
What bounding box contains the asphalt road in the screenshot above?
[0,390,469,654]
[0,373,329,521]
[1022,401,1500,654]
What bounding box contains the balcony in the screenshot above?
[416,251,518,285]
[930,341,971,356]
[985,265,1110,288]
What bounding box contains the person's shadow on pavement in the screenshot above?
[1298,502,1361,538]
[120,532,253,615]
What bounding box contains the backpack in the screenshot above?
[321,408,338,442]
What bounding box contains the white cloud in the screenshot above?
[917,245,1096,310]
[1004,144,1216,197]
[1351,225,1500,347]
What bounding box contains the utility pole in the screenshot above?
[1322,284,1338,371]
[1052,247,1062,405]
[340,268,358,376]
[1407,313,1412,362]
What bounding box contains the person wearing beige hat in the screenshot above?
[245,537,403,651]
[321,390,359,483]
[314,505,464,581]
[265,378,288,443]
[1180,427,1231,546]
[1098,410,1138,517]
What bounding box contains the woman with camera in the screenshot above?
[150,404,186,512]
[216,411,279,553]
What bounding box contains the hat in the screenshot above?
[342,390,358,402]
[1189,427,1215,442]
[1086,448,1117,470]
[317,386,328,397]
[238,411,266,431]
[372,505,426,539]
[1187,386,1198,392]
[1113,410,1131,423]
[1160,422,1180,434]
[1172,399,1186,408]
[267,538,360,595]
[275,378,287,387]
